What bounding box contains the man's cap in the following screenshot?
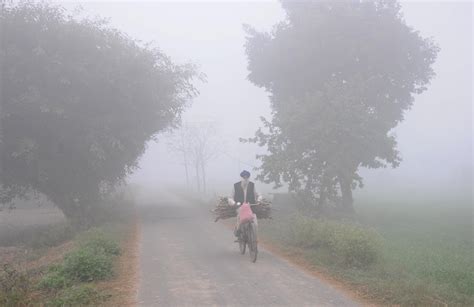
[240,170,251,178]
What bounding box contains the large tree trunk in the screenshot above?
[338,176,354,213]
[56,198,93,229]
[318,173,332,210]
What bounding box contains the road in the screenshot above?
[137,192,359,306]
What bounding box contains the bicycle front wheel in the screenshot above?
[239,235,246,255]
[248,222,258,263]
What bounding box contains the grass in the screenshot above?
[1,225,123,306]
[39,228,120,287]
[48,284,110,307]
[259,197,474,306]
[0,187,137,306]
[285,214,383,268]
[357,198,473,304]
[0,264,32,306]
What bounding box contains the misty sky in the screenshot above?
[58,1,472,200]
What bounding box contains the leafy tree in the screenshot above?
[0,1,199,223]
[243,0,438,212]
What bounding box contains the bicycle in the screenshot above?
[237,220,258,263]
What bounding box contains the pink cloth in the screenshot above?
[239,202,254,223]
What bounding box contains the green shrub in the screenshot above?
[78,228,121,256]
[309,219,339,248]
[38,265,70,290]
[289,215,317,247]
[289,215,382,268]
[49,284,108,306]
[0,264,31,306]
[39,228,120,292]
[62,247,113,282]
[329,223,382,268]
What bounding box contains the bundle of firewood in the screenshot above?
[251,199,272,220]
[211,197,237,222]
[212,197,272,222]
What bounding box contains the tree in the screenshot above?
[168,122,221,193]
[168,125,192,188]
[243,0,439,212]
[0,1,199,223]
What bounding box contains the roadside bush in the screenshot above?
[289,215,317,247]
[78,228,121,256]
[329,222,382,267]
[49,284,108,306]
[290,215,382,268]
[62,247,113,282]
[39,229,120,291]
[0,264,31,306]
[38,265,71,290]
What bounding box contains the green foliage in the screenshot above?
[287,215,318,248]
[38,265,71,290]
[0,265,32,306]
[39,229,120,288]
[78,228,121,256]
[0,1,199,221]
[357,199,474,301]
[39,248,112,288]
[330,222,382,268]
[259,198,474,305]
[48,284,108,307]
[34,226,123,307]
[243,0,439,211]
[62,246,113,282]
[289,215,382,268]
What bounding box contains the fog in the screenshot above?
[54,0,472,201]
[59,0,286,194]
[2,1,473,305]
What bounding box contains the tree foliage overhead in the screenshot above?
[243,0,439,212]
[0,1,199,220]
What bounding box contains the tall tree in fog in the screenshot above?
[0,2,198,223]
[168,122,220,193]
[243,0,438,212]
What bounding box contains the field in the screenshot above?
[356,197,473,304]
[259,195,473,305]
[0,205,66,247]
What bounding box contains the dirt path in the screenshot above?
[137,192,359,306]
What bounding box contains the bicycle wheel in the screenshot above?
[239,233,246,254]
[248,222,258,263]
[238,223,246,254]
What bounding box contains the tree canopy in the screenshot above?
[243,0,439,212]
[0,1,199,221]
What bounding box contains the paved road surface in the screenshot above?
[137,192,359,306]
